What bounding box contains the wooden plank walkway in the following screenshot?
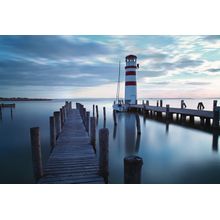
[129,104,214,118]
[38,109,104,184]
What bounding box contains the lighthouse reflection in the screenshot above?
[124,113,141,155]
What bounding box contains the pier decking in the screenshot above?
[38,108,104,184]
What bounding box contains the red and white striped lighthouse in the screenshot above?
[125,55,138,104]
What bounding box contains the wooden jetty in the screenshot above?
[117,100,220,129]
[0,103,15,108]
[34,102,104,184]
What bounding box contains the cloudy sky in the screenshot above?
[0,35,220,98]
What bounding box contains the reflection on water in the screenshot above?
[0,98,220,183]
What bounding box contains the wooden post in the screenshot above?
[146,100,149,106]
[96,105,99,118]
[190,115,194,123]
[213,100,217,111]
[86,111,90,134]
[213,107,220,128]
[54,111,61,138]
[181,100,184,109]
[103,107,106,121]
[135,114,141,135]
[124,156,143,184]
[93,104,95,117]
[160,100,163,107]
[113,110,117,126]
[99,128,109,182]
[49,116,56,149]
[60,108,64,128]
[30,127,43,181]
[157,100,159,107]
[90,116,96,146]
[166,104,170,120]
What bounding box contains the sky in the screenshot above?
[0,35,220,99]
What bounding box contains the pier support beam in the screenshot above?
[160,100,163,107]
[166,104,171,120]
[190,115,194,124]
[135,114,141,135]
[213,107,220,129]
[113,110,117,126]
[30,127,43,181]
[124,156,143,184]
[96,105,99,118]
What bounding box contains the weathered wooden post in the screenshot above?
[10,107,13,120]
[99,128,109,183]
[113,110,117,126]
[54,111,61,138]
[146,100,149,106]
[157,100,159,107]
[213,107,220,129]
[86,111,90,134]
[69,101,72,110]
[160,100,163,107]
[96,105,99,118]
[124,156,143,184]
[93,104,95,117]
[166,104,170,120]
[60,108,64,128]
[213,100,217,111]
[30,127,43,181]
[135,114,141,135]
[49,116,56,149]
[90,116,96,146]
[103,107,106,120]
[181,100,184,109]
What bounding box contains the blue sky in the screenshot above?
[0,35,220,98]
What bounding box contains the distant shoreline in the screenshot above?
[0,97,52,101]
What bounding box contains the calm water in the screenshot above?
[0,98,220,184]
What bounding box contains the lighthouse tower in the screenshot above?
[125,55,138,104]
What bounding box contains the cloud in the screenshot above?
[207,68,220,72]
[185,82,211,85]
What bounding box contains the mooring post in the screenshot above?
[113,110,117,126]
[103,107,106,121]
[90,116,96,146]
[54,111,61,138]
[49,116,56,149]
[213,100,217,111]
[135,114,141,135]
[60,108,64,128]
[93,104,95,117]
[166,104,170,120]
[181,100,184,109]
[157,100,159,107]
[96,105,99,118]
[86,111,90,134]
[30,127,43,181]
[124,156,143,184]
[160,100,163,107]
[213,107,220,129]
[146,100,149,106]
[99,128,109,182]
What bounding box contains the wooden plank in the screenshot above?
[38,108,104,184]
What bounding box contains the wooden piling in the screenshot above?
[213,100,217,111]
[30,127,43,181]
[93,104,95,117]
[86,111,90,134]
[166,104,170,120]
[0,106,2,120]
[49,116,56,149]
[99,128,109,182]
[113,110,117,126]
[213,107,220,128]
[103,107,106,121]
[90,116,96,146]
[135,114,141,135]
[60,108,64,128]
[124,156,143,184]
[160,100,163,107]
[54,111,61,138]
[96,105,99,118]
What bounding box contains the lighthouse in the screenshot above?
[125,55,138,104]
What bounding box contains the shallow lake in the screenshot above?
[0,98,220,183]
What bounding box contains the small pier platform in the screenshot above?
[37,108,104,184]
[0,103,15,108]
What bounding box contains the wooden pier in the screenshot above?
[122,100,220,129]
[35,103,104,184]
